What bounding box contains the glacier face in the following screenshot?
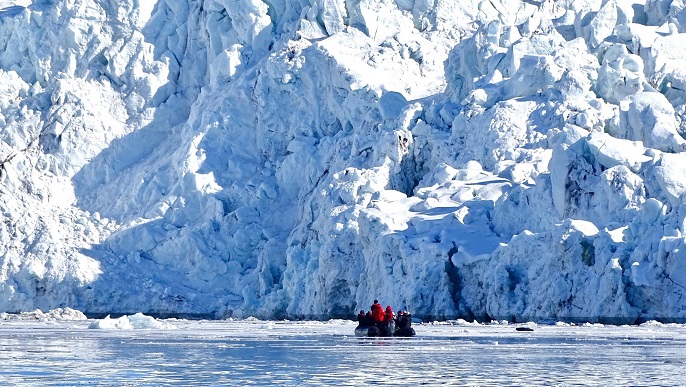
[2,0,686,322]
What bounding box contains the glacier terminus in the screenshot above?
[1,0,686,324]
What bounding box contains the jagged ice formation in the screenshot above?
[2,0,686,323]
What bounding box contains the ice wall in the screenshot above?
[2,0,686,323]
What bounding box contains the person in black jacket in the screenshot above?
[357,310,367,326]
[396,311,412,329]
[395,310,415,336]
[363,311,375,327]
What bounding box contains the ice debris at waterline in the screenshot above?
[0,307,87,322]
[2,0,686,323]
[88,313,177,330]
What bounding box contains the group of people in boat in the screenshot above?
[355,299,415,337]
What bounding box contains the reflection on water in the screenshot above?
[1,320,686,386]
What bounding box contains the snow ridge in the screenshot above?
[2,0,686,323]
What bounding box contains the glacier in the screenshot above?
[2,0,686,323]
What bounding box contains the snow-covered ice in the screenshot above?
[3,0,686,323]
[0,307,85,322]
[88,312,177,330]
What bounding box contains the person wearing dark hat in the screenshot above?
[357,310,367,326]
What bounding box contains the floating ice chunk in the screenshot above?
[42,307,88,321]
[89,315,131,329]
[88,313,177,329]
[0,308,87,321]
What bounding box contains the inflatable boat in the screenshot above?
[354,325,381,337]
[354,324,416,337]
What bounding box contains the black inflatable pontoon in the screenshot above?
[354,324,415,337]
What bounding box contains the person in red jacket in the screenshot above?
[383,306,395,336]
[384,306,394,322]
[371,300,385,323]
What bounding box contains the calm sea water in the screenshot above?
[1,319,685,386]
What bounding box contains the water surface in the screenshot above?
[1,319,685,386]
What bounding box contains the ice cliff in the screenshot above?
[2,0,686,323]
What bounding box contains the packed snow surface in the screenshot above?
[3,0,686,322]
